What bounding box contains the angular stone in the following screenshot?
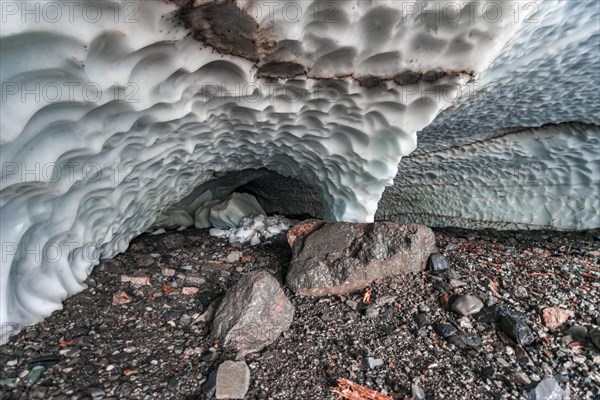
[526,377,570,400]
[451,295,484,316]
[590,327,600,350]
[428,253,449,272]
[434,323,457,338]
[212,271,294,355]
[541,307,573,331]
[499,314,534,345]
[215,361,250,399]
[286,222,436,296]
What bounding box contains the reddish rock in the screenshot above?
[182,287,199,295]
[542,307,573,331]
[112,291,133,305]
[286,222,436,296]
[120,275,150,286]
[286,219,325,247]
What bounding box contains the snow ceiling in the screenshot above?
[1,0,598,338]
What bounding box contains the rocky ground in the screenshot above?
[1,225,599,399]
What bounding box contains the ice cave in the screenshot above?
[0,0,599,396]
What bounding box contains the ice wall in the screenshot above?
[378,0,600,229]
[0,0,582,339]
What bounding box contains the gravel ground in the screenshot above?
[1,226,599,399]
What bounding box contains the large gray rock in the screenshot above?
[212,271,294,355]
[215,361,250,400]
[286,221,436,296]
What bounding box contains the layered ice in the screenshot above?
[378,0,600,229]
[2,0,596,339]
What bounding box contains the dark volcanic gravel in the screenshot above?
[1,227,599,399]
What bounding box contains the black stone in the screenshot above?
[201,370,217,398]
[475,304,508,323]
[428,253,449,272]
[167,377,178,391]
[414,312,431,327]
[434,323,457,338]
[499,315,534,345]
[114,382,134,399]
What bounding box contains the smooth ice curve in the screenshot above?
[0,0,597,340]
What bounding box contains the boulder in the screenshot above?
[212,271,294,355]
[286,222,436,296]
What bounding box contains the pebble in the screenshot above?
[215,360,251,399]
[589,327,600,350]
[411,383,426,399]
[364,357,384,369]
[114,382,134,398]
[83,387,106,399]
[26,365,45,387]
[201,370,217,398]
[0,378,18,388]
[526,377,570,400]
[513,286,528,298]
[227,251,242,263]
[451,295,484,316]
[346,300,358,310]
[541,307,573,331]
[414,312,431,327]
[434,323,457,338]
[475,304,507,323]
[457,317,473,329]
[428,253,449,272]
[566,325,588,339]
[449,279,467,288]
[365,306,380,319]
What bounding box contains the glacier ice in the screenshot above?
[0,0,598,341]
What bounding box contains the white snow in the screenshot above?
[209,214,292,246]
[1,0,596,341]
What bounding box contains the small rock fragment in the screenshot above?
[201,370,217,398]
[542,307,573,331]
[451,295,484,316]
[226,251,242,263]
[411,383,426,399]
[120,275,150,286]
[475,304,507,323]
[499,314,534,345]
[565,325,587,339]
[26,365,45,387]
[182,287,199,295]
[526,377,570,400]
[363,357,384,369]
[112,291,133,305]
[589,327,600,350]
[365,306,380,319]
[215,360,250,399]
[428,253,449,272]
[434,323,457,338]
[513,286,529,298]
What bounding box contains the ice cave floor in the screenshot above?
[0,226,599,399]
